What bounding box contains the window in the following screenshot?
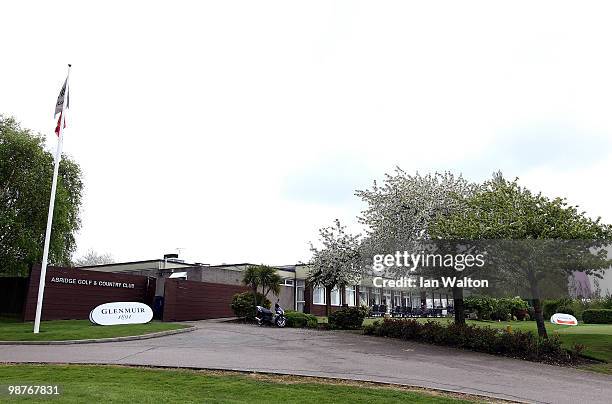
[345,286,356,307]
[282,278,294,286]
[382,289,392,306]
[313,285,325,305]
[331,286,341,306]
[372,288,381,305]
[403,293,411,308]
[426,297,433,308]
[359,287,369,307]
[296,280,305,312]
[393,292,402,307]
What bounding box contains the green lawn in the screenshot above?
[359,317,612,374]
[0,318,188,341]
[0,364,474,403]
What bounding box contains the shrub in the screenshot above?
[230,292,270,320]
[285,310,318,328]
[515,309,529,320]
[556,305,575,316]
[543,298,573,319]
[362,321,379,336]
[363,318,575,364]
[582,309,612,324]
[491,299,511,321]
[542,300,560,320]
[464,296,495,320]
[328,306,368,329]
[526,306,535,321]
[465,296,528,321]
[506,297,529,317]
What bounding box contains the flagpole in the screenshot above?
[33,65,70,334]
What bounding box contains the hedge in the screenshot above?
[230,292,270,320]
[328,306,368,329]
[582,309,612,324]
[543,298,575,320]
[464,296,528,321]
[363,318,580,364]
[285,311,318,328]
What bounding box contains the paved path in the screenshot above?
[1,321,610,403]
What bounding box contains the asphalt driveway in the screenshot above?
[1,320,610,403]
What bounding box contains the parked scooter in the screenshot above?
[255,301,286,327]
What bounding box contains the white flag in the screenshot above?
[54,77,69,117]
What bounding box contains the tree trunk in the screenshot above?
[532,298,548,338]
[528,270,548,338]
[250,286,258,322]
[452,286,465,324]
[252,286,259,305]
[325,287,332,317]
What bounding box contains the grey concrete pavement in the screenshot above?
[1,321,610,403]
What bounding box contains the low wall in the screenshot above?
[23,266,156,321]
[307,304,343,317]
[162,279,248,321]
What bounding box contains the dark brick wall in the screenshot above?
[0,277,28,316]
[162,279,248,321]
[304,284,357,316]
[23,266,155,321]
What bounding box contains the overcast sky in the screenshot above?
[3,1,612,265]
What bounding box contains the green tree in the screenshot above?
[258,265,281,299]
[0,116,83,276]
[242,264,282,307]
[242,266,261,306]
[431,173,612,337]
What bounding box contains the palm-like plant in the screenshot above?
[242,265,282,307]
[258,265,282,298]
[243,266,261,305]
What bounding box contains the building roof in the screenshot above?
[75,259,201,270]
[76,260,303,272]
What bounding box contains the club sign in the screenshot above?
[89,302,153,326]
[550,312,578,326]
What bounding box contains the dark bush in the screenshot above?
[543,298,573,319]
[542,300,560,320]
[556,305,575,316]
[363,319,575,364]
[526,306,535,321]
[515,309,529,321]
[582,309,612,324]
[328,306,368,329]
[285,310,318,328]
[230,292,270,320]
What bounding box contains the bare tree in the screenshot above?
[73,249,114,266]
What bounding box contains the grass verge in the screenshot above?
[0,364,483,403]
[0,318,188,342]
